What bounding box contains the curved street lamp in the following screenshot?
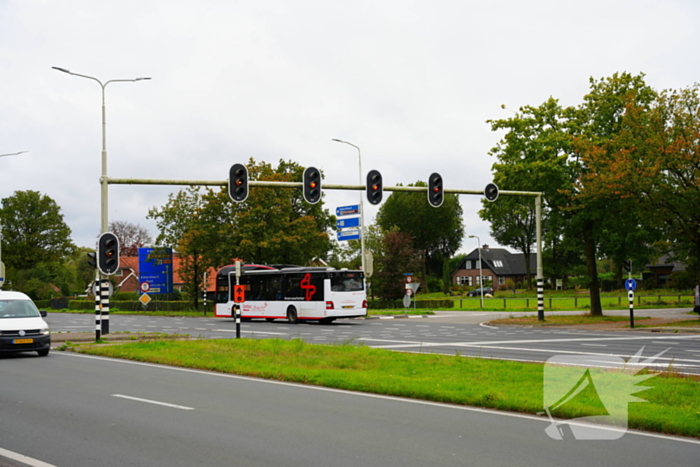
[332,139,366,276]
[0,151,28,158]
[52,66,151,234]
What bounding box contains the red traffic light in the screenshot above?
[366,170,383,205]
[303,167,322,204]
[427,172,443,207]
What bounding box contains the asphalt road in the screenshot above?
[45,310,700,374]
[1,351,698,467]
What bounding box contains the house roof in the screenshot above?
[456,248,536,276]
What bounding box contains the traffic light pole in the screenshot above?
[107,176,545,320]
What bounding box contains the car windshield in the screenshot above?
[0,300,41,318]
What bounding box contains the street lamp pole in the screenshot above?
[469,235,484,308]
[332,139,366,275]
[52,67,151,234]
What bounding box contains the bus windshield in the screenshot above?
[329,271,364,292]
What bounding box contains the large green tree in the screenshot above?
[484,73,658,315]
[0,190,76,297]
[148,159,335,304]
[376,182,463,291]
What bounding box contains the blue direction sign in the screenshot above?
[336,216,360,229]
[337,229,361,241]
[139,247,173,294]
[625,278,637,292]
[336,205,360,216]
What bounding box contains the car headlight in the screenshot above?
[40,328,50,335]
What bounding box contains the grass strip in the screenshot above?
[76,338,700,438]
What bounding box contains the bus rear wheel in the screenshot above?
[287,306,299,324]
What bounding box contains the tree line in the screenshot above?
[2,72,697,315]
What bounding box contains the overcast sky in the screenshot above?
[1,0,699,257]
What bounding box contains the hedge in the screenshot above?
[368,299,453,309]
[64,300,194,312]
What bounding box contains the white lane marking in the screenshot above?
[61,352,700,445]
[0,447,58,467]
[112,394,195,410]
[581,344,608,347]
[214,329,288,335]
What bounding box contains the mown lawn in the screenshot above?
[74,338,700,439]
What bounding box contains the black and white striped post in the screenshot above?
[94,273,101,341]
[202,272,207,315]
[628,289,635,329]
[100,279,110,335]
[537,278,545,321]
[625,277,637,329]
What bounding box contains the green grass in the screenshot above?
[489,314,651,326]
[75,338,700,438]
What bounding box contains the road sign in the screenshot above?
[139,293,152,307]
[336,217,360,229]
[140,281,151,293]
[336,205,360,216]
[139,247,173,294]
[337,229,361,241]
[625,278,637,291]
[92,280,114,298]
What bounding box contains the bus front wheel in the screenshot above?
[287,306,299,324]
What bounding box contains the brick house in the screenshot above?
[451,245,537,290]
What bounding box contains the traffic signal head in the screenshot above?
[366,170,383,205]
[303,166,322,204]
[98,232,120,275]
[87,251,97,269]
[233,285,245,303]
[229,163,249,203]
[623,260,632,272]
[427,172,443,207]
[484,182,499,202]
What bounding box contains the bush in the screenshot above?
[67,300,192,312]
[368,299,453,309]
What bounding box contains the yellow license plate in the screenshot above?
[343,305,355,309]
[13,338,34,344]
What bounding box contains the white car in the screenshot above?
[0,291,51,357]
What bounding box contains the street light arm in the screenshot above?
[0,151,28,158]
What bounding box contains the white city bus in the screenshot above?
[214,264,367,323]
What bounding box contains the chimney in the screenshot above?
[483,244,489,249]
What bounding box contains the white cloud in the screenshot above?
[1,0,698,257]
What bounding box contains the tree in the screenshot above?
[376,182,463,291]
[108,220,153,256]
[0,190,76,297]
[485,73,658,315]
[576,83,700,286]
[373,228,422,300]
[148,159,336,306]
[483,97,575,289]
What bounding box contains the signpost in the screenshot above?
[0,261,5,289]
[337,230,361,241]
[138,247,173,294]
[336,217,360,229]
[336,205,360,216]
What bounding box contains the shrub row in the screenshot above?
[61,300,193,312]
[368,299,453,309]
